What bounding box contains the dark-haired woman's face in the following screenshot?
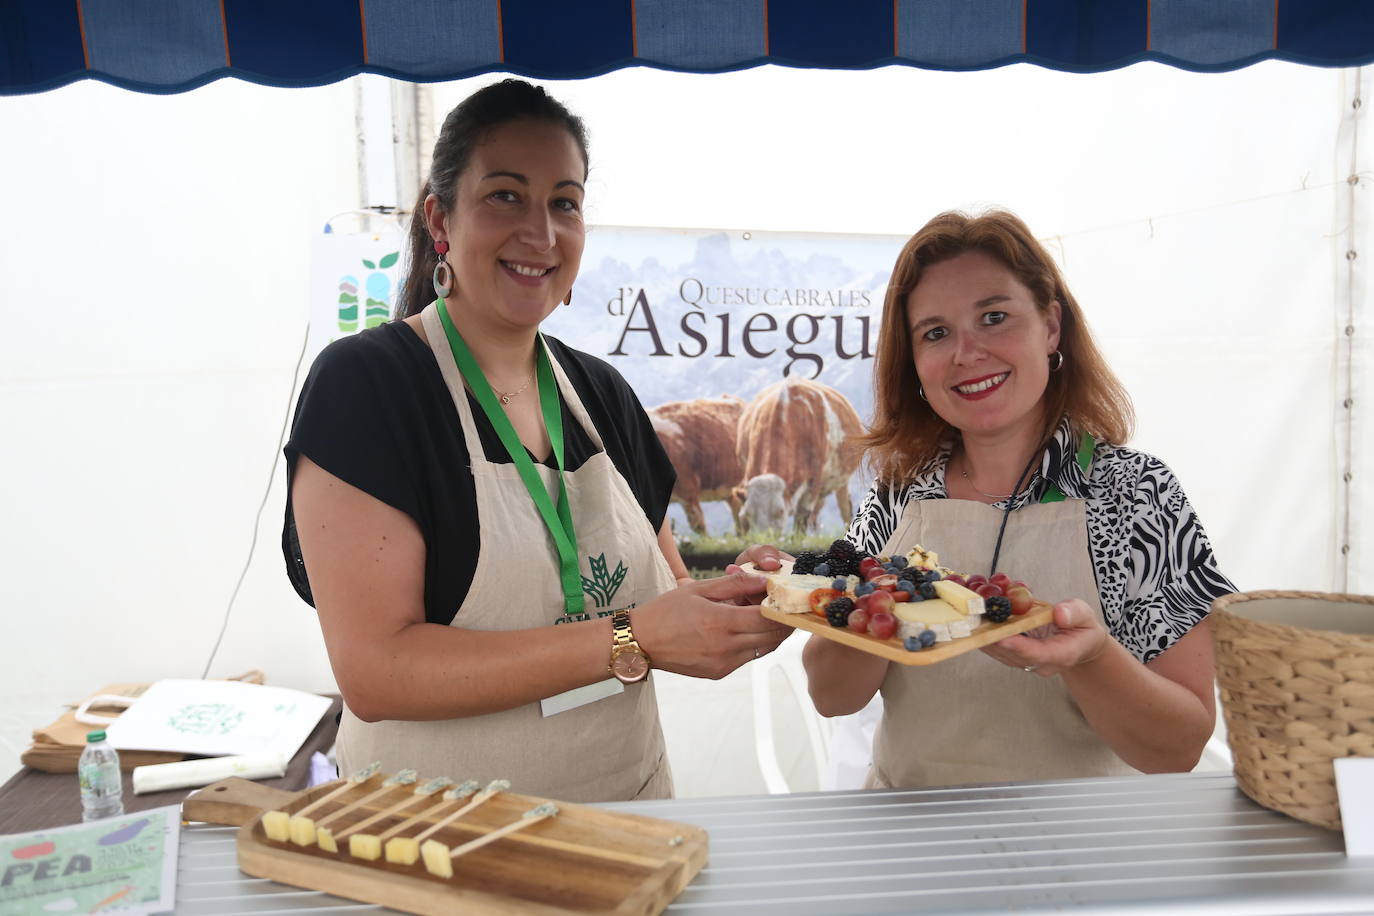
[434,119,585,329]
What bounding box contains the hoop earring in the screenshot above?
[1048,351,1065,372]
[918,385,927,402]
[432,240,453,299]
[563,288,572,306]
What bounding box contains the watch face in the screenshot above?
[613,650,649,682]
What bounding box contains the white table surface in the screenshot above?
[173,771,1374,915]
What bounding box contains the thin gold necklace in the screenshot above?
[496,374,533,405]
[957,455,1014,501]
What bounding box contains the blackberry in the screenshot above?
[826,539,860,577]
[824,597,855,628]
[985,596,1012,623]
[791,551,820,575]
[917,581,938,600]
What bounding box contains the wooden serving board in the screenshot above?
[183,776,707,916]
[762,598,1054,665]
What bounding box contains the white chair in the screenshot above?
[751,634,831,794]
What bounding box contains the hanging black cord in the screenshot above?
[987,447,1045,578]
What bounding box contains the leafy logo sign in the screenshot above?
[308,228,404,366]
[582,553,628,608]
[337,251,399,333]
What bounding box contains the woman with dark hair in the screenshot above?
[283,80,789,802]
[751,209,1233,788]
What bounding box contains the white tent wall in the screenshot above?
[1,62,1368,791]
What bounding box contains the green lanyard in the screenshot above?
[435,300,584,617]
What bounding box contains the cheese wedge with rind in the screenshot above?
[262,810,290,843]
[893,598,962,625]
[933,579,985,616]
[421,839,453,878]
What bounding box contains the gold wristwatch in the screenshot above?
[608,610,651,684]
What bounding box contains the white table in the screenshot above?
[173,771,1374,914]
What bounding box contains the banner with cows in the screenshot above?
[541,226,906,571]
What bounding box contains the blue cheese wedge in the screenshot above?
[740,561,858,614]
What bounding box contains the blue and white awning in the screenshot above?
[3,0,1373,96]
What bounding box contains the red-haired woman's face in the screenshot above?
[905,250,1060,443]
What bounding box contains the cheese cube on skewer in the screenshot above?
[421,840,454,879]
[287,815,317,847]
[262,811,290,843]
[385,837,420,865]
[317,827,338,853]
[349,834,382,860]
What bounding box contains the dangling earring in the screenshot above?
[563,288,572,306]
[432,240,454,299]
[1048,350,1065,372]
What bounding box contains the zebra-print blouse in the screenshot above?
[844,418,1235,663]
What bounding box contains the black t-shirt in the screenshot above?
[282,321,675,625]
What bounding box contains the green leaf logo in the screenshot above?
[379,252,399,268]
[581,552,628,608]
[362,258,376,269]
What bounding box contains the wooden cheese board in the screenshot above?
[182,773,707,915]
[762,597,1054,665]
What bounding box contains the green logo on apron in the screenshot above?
[582,553,628,608]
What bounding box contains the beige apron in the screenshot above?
[336,304,677,802]
[867,494,1138,788]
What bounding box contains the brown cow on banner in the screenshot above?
[734,377,863,534]
[649,395,745,536]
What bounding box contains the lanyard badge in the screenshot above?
[436,300,585,618]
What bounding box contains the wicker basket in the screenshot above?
[1211,590,1374,830]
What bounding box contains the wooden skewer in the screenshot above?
[414,779,509,843]
[447,804,558,861]
[420,803,557,878]
[379,779,479,843]
[334,776,454,842]
[293,761,382,819]
[317,768,417,830]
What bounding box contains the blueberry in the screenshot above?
[925,570,942,582]
[832,577,848,591]
[919,629,937,648]
[855,582,876,597]
[897,579,916,594]
[903,635,921,652]
[917,581,938,600]
[892,557,908,570]
[814,562,831,577]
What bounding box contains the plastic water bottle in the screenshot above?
[78,730,124,821]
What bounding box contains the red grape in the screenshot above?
[848,608,871,633]
[868,611,898,640]
[975,582,1004,599]
[866,590,896,615]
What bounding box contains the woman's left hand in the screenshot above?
[980,598,1110,677]
[725,543,792,575]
